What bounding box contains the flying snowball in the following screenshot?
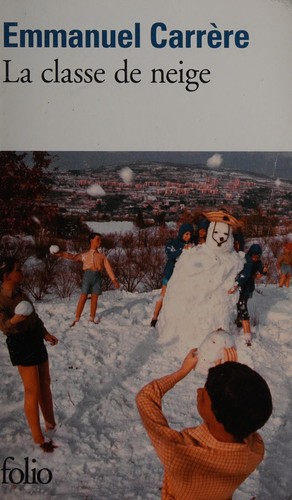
[119,167,134,184]
[196,330,236,375]
[15,301,34,316]
[86,184,106,197]
[206,154,223,169]
[31,216,41,225]
[275,178,281,187]
[49,245,60,255]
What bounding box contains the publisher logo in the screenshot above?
[1,457,52,484]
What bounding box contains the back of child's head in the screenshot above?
[205,361,272,441]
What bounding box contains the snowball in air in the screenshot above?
[275,178,281,187]
[206,154,223,169]
[86,184,106,197]
[49,245,60,254]
[15,301,33,316]
[119,167,134,184]
[32,216,41,225]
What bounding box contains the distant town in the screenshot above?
[49,162,292,233]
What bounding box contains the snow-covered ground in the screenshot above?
[0,284,291,499]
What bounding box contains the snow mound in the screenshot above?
[0,285,291,499]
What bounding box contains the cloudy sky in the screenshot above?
[51,151,292,179]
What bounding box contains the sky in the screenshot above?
[50,151,292,180]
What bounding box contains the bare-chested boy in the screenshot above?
[56,233,119,326]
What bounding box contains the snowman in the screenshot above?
[158,211,245,353]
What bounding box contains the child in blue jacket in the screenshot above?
[150,223,194,327]
[228,244,267,346]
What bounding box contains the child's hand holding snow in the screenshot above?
[11,301,34,325]
[180,348,198,374]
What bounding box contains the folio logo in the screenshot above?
[1,457,53,484]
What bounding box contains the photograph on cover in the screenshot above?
[0,150,291,499]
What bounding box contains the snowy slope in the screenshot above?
[0,285,291,499]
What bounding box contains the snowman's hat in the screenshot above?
[203,210,243,229]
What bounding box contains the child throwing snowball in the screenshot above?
[0,257,58,452]
[55,232,119,326]
[136,349,272,500]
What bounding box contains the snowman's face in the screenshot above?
[206,221,233,253]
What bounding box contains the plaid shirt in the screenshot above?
[136,373,264,500]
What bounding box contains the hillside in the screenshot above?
[1,283,291,499]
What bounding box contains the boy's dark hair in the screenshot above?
[205,361,272,441]
[0,256,18,282]
[88,232,102,243]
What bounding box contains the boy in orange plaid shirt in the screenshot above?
[136,348,272,500]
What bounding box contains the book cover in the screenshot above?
[0,1,291,499]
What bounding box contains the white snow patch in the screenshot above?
[0,284,291,499]
[85,220,135,234]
